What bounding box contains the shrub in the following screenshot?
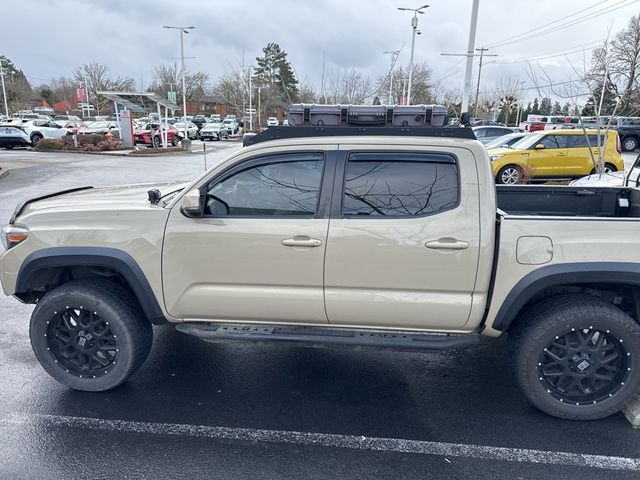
[77,134,104,146]
[35,139,64,151]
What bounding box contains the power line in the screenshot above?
[487,0,639,49]
[490,41,604,64]
[484,0,609,48]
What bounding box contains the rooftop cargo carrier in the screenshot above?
[287,104,448,128]
[242,103,469,147]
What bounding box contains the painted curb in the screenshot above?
[624,393,640,427]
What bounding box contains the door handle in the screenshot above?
[281,236,323,248]
[425,238,470,250]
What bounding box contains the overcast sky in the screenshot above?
[5,0,640,102]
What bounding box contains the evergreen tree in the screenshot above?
[254,43,299,103]
[0,55,32,113]
[562,102,571,115]
[540,97,552,115]
[552,101,562,115]
[531,97,540,114]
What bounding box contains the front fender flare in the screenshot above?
[16,247,167,324]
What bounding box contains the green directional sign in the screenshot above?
[167,91,177,104]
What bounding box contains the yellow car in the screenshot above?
[488,129,624,184]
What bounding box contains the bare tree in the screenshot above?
[326,68,371,104]
[376,62,433,104]
[589,15,640,113]
[149,64,208,102]
[210,70,245,116]
[73,62,134,114]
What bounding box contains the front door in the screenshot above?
[528,134,568,177]
[323,148,481,330]
[162,150,335,324]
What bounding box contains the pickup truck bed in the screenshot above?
[496,185,640,217]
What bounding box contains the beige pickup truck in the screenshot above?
[2,125,640,421]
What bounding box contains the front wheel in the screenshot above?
[171,135,179,147]
[29,280,153,391]
[152,136,161,148]
[510,295,640,420]
[496,165,521,184]
[31,133,43,146]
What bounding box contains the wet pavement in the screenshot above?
[0,148,639,479]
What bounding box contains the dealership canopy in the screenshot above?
[96,91,180,113]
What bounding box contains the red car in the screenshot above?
[134,123,180,147]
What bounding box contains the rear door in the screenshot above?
[323,146,481,330]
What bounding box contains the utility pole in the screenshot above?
[398,5,429,105]
[163,25,195,142]
[473,47,497,116]
[0,59,8,117]
[383,50,400,104]
[461,0,480,116]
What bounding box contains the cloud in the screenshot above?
[5,0,638,101]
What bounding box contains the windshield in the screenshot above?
[88,122,109,129]
[485,134,522,149]
[509,133,545,150]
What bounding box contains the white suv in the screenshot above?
[267,117,279,127]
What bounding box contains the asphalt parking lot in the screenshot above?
[0,148,639,479]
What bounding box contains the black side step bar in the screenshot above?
[175,323,479,352]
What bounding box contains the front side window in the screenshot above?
[206,154,324,217]
[343,153,459,217]
[539,135,564,149]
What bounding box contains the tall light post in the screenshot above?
[383,50,400,105]
[163,25,195,142]
[398,4,429,105]
[0,59,8,117]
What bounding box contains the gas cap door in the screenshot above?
[517,236,553,265]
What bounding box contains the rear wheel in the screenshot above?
[496,165,521,184]
[510,295,640,420]
[604,163,617,173]
[171,135,179,147]
[623,137,639,152]
[29,280,153,391]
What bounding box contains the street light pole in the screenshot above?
[248,67,253,132]
[0,59,8,117]
[163,25,194,142]
[398,5,429,105]
[383,50,400,105]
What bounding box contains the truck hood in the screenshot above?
[12,181,189,222]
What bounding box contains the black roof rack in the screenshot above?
[243,126,476,147]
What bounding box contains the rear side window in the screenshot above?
[343,153,459,217]
[568,134,606,148]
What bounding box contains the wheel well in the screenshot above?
[17,265,136,303]
[506,283,640,332]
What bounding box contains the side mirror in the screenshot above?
[180,189,202,218]
[534,144,545,150]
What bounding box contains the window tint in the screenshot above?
[343,154,459,217]
[488,128,509,137]
[206,154,324,217]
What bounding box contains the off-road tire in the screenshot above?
[510,295,640,420]
[30,279,153,391]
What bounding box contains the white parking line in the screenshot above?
[3,413,639,471]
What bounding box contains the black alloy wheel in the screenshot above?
[538,327,630,406]
[46,307,118,379]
